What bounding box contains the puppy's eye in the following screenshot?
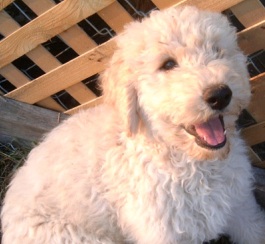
[212,46,220,52]
[160,58,178,71]
[213,46,224,58]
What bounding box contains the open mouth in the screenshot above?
[184,115,226,150]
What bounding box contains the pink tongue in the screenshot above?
[194,117,225,146]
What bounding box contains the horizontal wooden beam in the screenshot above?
[0,96,69,142]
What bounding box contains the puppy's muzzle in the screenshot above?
[183,84,232,150]
[203,84,232,110]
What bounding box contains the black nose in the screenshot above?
[203,84,232,110]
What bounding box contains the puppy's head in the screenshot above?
[101,6,250,160]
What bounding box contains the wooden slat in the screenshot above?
[59,26,97,54]
[1,1,128,111]
[23,0,97,54]
[248,147,264,168]
[242,121,265,146]
[0,11,65,111]
[22,0,54,13]
[231,0,265,28]
[66,83,97,104]
[0,64,29,87]
[177,0,245,11]
[28,49,96,106]
[151,0,181,9]
[27,40,97,104]
[22,0,98,106]
[253,161,265,169]
[152,0,245,11]
[0,0,115,69]
[5,39,116,104]
[35,98,65,112]
[0,5,97,111]
[237,20,265,55]
[0,96,68,142]
[55,28,99,104]
[0,11,20,36]
[0,5,95,108]
[26,46,62,72]
[9,0,98,106]
[98,1,134,33]
[0,63,65,112]
[65,96,103,115]
[0,0,13,11]
[248,73,265,122]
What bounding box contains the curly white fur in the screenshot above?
[2,6,265,244]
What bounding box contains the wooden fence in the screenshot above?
[0,0,265,167]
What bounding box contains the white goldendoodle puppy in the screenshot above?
[1,6,265,244]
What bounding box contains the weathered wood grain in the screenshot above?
[0,96,69,142]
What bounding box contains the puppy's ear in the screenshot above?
[100,50,139,136]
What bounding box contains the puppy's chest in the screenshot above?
[160,166,234,232]
[170,164,233,206]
